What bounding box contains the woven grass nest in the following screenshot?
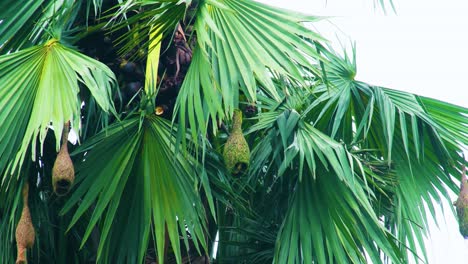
[223,109,250,176]
[52,121,75,196]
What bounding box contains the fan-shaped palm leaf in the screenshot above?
[266,46,467,263]
[0,39,116,183]
[175,0,327,145]
[62,115,209,264]
[246,108,404,263]
[107,0,191,57]
[0,0,80,53]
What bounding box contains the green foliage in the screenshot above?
[0,0,466,264]
[62,115,208,264]
[175,0,326,145]
[0,39,116,183]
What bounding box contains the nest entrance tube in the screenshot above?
[55,180,72,196]
[233,162,248,176]
[223,109,250,176]
[52,121,75,196]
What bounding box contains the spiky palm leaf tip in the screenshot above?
[223,109,250,176]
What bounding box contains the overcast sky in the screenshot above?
[257,0,468,263]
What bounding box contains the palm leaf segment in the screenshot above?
[0,0,81,54]
[109,0,190,57]
[309,47,467,262]
[244,46,468,263]
[249,110,401,263]
[62,115,208,264]
[0,0,53,53]
[175,0,326,143]
[0,39,115,182]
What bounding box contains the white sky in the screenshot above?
[257,0,468,263]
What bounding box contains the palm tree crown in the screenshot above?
[0,0,466,263]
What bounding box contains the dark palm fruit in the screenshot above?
[455,165,468,238]
[52,121,75,196]
[223,109,250,176]
[15,182,35,264]
[126,81,142,98]
[119,59,137,74]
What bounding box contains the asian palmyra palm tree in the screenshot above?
[0,0,467,263]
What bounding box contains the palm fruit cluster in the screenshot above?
[223,109,250,176]
[78,20,194,121]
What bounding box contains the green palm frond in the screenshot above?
[245,109,403,263]
[419,96,468,146]
[0,0,79,53]
[275,169,402,264]
[0,0,49,53]
[107,0,191,57]
[0,39,116,182]
[62,115,208,264]
[1,1,467,264]
[377,95,466,262]
[273,45,467,262]
[374,0,396,13]
[213,41,467,263]
[86,0,105,18]
[303,45,466,164]
[175,0,327,145]
[0,143,96,263]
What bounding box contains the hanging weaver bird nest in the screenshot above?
[454,164,468,238]
[223,109,250,176]
[15,182,35,264]
[52,121,75,196]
